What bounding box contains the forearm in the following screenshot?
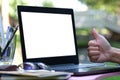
[109,47,120,64]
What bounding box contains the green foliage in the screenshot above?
[110,41,120,48]
[76,28,92,47]
[0,0,1,11]
[103,76,120,80]
[42,0,54,7]
[8,0,54,22]
[79,0,120,14]
[76,28,92,35]
[9,0,27,21]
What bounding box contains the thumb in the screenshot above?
[92,28,100,40]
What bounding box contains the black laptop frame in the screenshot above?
[17,6,79,65]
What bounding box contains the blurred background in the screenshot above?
[0,0,120,65]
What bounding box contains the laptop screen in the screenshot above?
[17,6,79,65]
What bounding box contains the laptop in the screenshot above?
[17,5,120,76]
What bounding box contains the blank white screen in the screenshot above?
[21,12,76,59]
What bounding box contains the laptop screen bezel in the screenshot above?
[17,6,79,65]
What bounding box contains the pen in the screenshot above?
[1,26,18,58]
[4,26,11,57]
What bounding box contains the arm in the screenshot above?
[109,47,120,64]
[88,28,120,64]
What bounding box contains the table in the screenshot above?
[69,72,120,80]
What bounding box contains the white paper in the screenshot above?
[0,14,5,49]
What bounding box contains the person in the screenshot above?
[88,28,120,64]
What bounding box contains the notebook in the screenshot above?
[17,5,120,76]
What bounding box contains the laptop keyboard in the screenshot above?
[50,64,78,70]
[50,63,105,71]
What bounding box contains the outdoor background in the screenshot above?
[0,0,120,66]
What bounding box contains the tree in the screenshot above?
[79,0,120,41]
[9,0,27,26]
[80,0,120,14]
[9,0,54,26]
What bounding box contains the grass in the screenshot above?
[103,76,120,80]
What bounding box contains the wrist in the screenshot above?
[109,47,120,63]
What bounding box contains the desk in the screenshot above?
[69,72,120,80]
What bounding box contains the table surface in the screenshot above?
[68,72,120,80]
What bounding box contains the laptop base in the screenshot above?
[50,63,120,76]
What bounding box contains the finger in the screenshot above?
[88,40,98,46]
[92,28,100,40]
[89,56,99,62]
[88,50,100,56]
[88,46,99,51]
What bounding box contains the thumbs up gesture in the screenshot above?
[88,28,111,62]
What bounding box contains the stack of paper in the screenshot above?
[0,70,73,80]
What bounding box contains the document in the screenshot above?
[0,70,73,79]
[0,14,5,49]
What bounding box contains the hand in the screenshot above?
[88,28,112,62]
